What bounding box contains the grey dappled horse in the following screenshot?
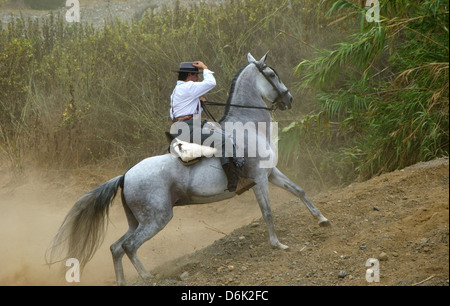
[46,53,330,286]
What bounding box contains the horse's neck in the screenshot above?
[221,68,272,125]
[218,66,276,158]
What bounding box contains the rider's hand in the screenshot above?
[193,61,208,70]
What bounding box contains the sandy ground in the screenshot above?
[0,158,448,286]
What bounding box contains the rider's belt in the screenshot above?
[172,114,194,123]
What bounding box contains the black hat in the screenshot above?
[172,62,201,74]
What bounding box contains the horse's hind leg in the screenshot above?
[269,167,330,227]
[110,193,138,286]
[110,228,135,286]
[121,205,173,283]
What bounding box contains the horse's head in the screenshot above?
[248,52,293,110]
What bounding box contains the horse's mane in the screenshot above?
[219,65,247,123]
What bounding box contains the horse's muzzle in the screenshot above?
[279,92,293,110]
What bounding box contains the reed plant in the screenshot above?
[0,0,343,174]
[5,0,443,190]
[280,0,449,185]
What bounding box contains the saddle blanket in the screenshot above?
[171,138,218,163]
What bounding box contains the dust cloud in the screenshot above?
[0,165,293,285]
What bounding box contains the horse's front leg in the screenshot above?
[253,179,289,250]
[269,167,330,227]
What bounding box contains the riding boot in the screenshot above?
[222,162,239,192]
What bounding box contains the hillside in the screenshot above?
[141,158,449,286]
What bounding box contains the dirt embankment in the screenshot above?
[144,158,449,286]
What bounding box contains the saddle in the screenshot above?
[164,131,255,195]
[165,121,221,166]
[170,137,217,166]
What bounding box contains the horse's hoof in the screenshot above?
[318,219,331,227]
[277,242,290,250]
[270,241,289,250]
[143,275,154,284]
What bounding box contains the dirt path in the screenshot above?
[0,158,448,286]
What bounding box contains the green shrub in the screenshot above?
[0,0,347,179]
[283,0,449,183]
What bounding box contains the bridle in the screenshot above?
[252,62,290,110]
[202,62,290,116]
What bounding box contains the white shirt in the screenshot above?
[170,69,216,120]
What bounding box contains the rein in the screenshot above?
[202,100,276,111]
[201,100,276,123]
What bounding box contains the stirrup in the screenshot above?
[236,178,256,195]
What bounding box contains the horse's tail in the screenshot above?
[46,175,124,270]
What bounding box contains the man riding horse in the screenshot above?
[47,53,330,286]
[169,61,244,192]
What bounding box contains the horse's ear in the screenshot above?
[259,51,269,64]
[247,53,257,63]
